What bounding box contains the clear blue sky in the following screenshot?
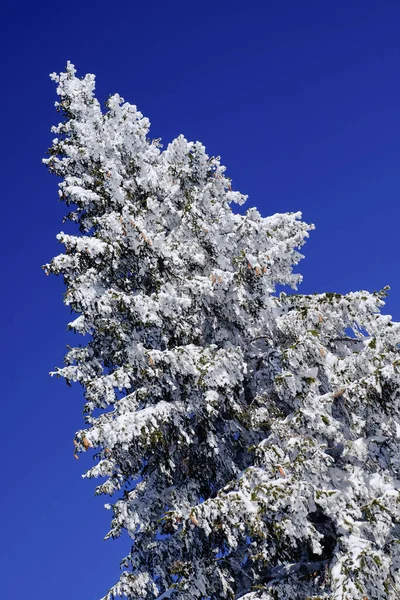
[1,1,400,598]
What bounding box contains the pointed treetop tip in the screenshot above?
[66,60,76,74]
[49,60,77,83]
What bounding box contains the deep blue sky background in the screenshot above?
[1,1,400,598]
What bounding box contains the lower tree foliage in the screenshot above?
[45,63,400,599]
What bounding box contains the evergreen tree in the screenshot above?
[45,63,400,600]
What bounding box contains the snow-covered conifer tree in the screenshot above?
[45,63,400,600]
